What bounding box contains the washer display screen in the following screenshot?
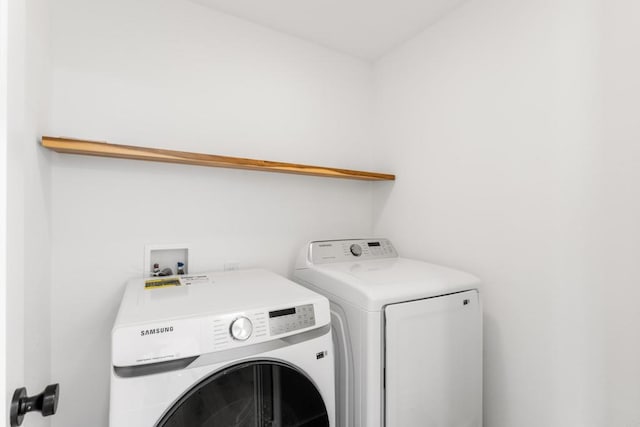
[269,307,296,318]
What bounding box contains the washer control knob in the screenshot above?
[350,244,362,257]
[230,317,253,341]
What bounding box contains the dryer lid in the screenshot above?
[297,256,480,311]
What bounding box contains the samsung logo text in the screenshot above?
[140,326,174,337]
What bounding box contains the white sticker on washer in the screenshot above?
[179,275,211,286]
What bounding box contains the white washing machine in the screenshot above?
[293,238,482,427]
[110,269,335,427]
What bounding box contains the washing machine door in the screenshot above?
[155,360,329,427]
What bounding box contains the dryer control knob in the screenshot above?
[230,317,253,341]
[350,244,362,257]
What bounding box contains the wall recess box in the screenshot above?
[144,244,190,277]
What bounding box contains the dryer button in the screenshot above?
[230,317,253,341]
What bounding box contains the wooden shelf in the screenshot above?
[41,136,395,181]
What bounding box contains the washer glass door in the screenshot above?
[156,360,329,427]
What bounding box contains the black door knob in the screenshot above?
[10,384,60,427]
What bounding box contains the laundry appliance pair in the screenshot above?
[109,238,482,427]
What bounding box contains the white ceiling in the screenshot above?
[191,0,468,60]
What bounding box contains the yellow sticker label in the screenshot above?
[144,278,181,289]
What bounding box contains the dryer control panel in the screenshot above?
[309,238,398,264]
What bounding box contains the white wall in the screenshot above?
[23,0,53,421]
[5,0,52,425]
[373,0,640,425]
[595,1,640,424]
[48,0,374,425]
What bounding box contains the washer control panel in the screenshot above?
[211,303,316,350]
[269,304,315,335]
[309,238,398,264]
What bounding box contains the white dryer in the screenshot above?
[293,238,482,427]
[110,269,335,427]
